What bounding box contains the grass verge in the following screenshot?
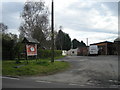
[2,58,70,76]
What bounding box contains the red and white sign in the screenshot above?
[26,44,37,56]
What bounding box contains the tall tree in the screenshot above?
[80,40,86,47]
[55,29,71,50]
[72,39,79,49]
[72,39,86,49]
[19,1,49,48]
[55,30,64,50]
[63,34,71,50]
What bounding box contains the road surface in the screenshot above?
[2,76,86,88]
[2,55,119,88]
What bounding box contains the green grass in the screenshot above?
[2,58,70,76]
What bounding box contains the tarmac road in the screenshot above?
[24,55,119,88]
[2,55,119,88]
[2,77,83,88]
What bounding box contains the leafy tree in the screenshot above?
[72,39,86,49]
[80,40,86,47]
[55,29,71,50]
[0,23,21,60]
[72,39,79,49]
[2,33,18,60]
[19,1,49,48]
[63,34,71,50]
[55,30,64,50]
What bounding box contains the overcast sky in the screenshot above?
[1,0,119,45]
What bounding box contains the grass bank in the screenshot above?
[2,58,70,76]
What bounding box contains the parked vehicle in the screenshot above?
[89,45,98,55]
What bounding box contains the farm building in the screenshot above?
[90,41,114,55]
[67,47,88,56]
[77,47,88,56]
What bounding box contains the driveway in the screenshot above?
[23,55,118,87]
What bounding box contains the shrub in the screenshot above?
[38,49,62,58]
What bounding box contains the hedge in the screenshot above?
[38,49,62,58]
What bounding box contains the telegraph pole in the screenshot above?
[51,0,54,63]
[86,38,88,46]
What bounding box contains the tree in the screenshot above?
[80,40,86,47]
[0,23,8,34]
[19,1,49,48]
[55,29,71,50]
[72,39,86,49]
[55,30,64,50]
[63,34,71,50]
[72,39,79,49]
[2,32,19,60]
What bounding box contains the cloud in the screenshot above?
[53,1,118,44]
[54,2,118,34]
[1,2,24,30]
[0,1,118,44]
[64,28,117,45]
[87,7,118,33]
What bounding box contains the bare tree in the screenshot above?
[19,1,50,47]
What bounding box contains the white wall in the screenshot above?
[62,50,67,56]
[67,48,78,56]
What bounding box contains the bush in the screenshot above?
[38,49,62,58]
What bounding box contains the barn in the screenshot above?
[90,41,114,55]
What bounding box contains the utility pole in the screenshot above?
[86,38,88,46]
[86,38,88,56]
[106,43,108,55]
[51,0,54,63]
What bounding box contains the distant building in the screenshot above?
[90,41,114,55]
[77,47,88,56]
[67,47,88,56]
[67,48,78,56]
[62,50,67,56]
[114,37,120,55]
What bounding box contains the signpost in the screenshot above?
[26,44,37,56]
[22,37,39,64]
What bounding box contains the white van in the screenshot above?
[89,45,98,55]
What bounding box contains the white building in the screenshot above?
[62,50,67,56]
[67,48,78,56]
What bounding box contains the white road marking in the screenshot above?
[2,77,20,80]
[36,80,51,83]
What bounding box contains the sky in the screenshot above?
[0,0,119,45]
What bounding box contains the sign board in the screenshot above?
[26,44,37,56]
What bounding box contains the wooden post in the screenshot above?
[51,0,54,63]
[25,43,28,64]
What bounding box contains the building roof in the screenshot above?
[22,37,39,44]
[114,37,120,42]
[90,41,113,45]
